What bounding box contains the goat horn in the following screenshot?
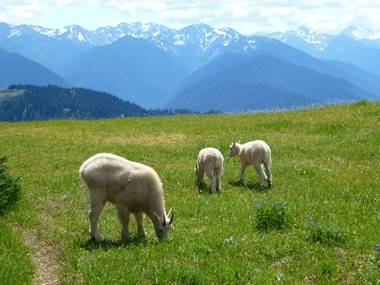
[167,208,173,224]
[153,211,161,222]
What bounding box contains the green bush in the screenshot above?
[307,219,347,246]
[253,200,292,231]
[0,156,21,215]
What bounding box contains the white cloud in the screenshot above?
[120,1,380,33]
[1,0,380,34]
[0,0,48,23]
[54,0,98,5]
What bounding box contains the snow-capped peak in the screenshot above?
[265,26,332,52]
[342,25,380,40]
[58,25,89,43]
[30,25,57,37]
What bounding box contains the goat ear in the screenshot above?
[162,214,166,226]
[233,142,235,147]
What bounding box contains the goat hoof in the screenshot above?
[89,230,101,243]
[121,233,132,243]
[90,235,101,243]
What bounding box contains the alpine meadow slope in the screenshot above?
[0,102,379,284]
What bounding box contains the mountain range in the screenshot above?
[265,26,380,76]
[0,47,67,88]
[62,35,190,107]
[168,53,371,112]
[0,22,379,112]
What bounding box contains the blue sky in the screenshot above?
[1,1,379,34]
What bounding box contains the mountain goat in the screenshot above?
[79,153,173,242]
[195,147,224,192]
[228,140,272,187]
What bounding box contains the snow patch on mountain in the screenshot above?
[342,26,380,40]
[268,26,332,51]
[7,29,22,38]
[8,22,380,60]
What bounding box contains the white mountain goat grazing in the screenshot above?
[228,140,272,187]
[79,153,173,242]
[195,147,224,192]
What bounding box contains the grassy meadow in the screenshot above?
[0,101,379,284]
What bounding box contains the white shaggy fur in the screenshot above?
[195,147,224,192]
[228,140,272,187]
[79,153,173,242]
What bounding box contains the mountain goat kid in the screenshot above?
[195,147,224,192]
[79,153,173,242]
[228,140,272,187]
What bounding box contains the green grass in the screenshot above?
[0,221,34,285]
[0,101,379,284]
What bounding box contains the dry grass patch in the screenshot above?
[84,132,188,146]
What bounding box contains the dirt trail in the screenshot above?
[20,228,60,285]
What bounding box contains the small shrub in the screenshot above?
[0,156,21,215]
[306,219,347,246]
[253,200,292,231]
